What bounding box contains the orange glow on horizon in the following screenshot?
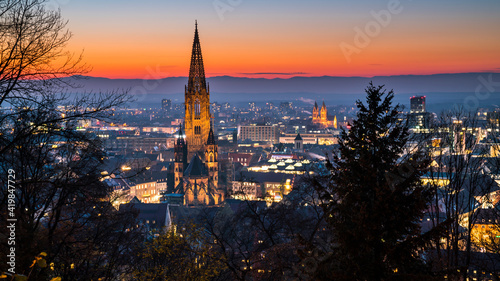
[65,19,500,80]
[55,0,500,80]
[72,37,500,79]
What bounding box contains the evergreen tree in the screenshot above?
[317,83,433,280]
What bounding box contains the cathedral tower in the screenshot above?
[185,21,211,159]
[320,101,327,124]
[205,123,218,189]
[312,101,319,123]
[176,22,222,205]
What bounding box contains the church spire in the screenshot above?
[206,122,216,145]
[177,124,185,145]
[188,21,207,94]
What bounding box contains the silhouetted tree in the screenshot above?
[315,83,434,280]
[0,102,144,280]
[0,0,87,106]
[0,1,137,280]
[200,169,329,281]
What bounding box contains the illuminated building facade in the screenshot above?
[184,21,212,159]
[239,125,279,143]
[312,101,337,129]
[172,22,222,205]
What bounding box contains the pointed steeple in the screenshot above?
[322,101,326,109]
[174,123,188,188]
[176,124,185,145]
[206,122,216,145]
[188,21,207,94]
[314,101,318,109]
[177,123,183,136]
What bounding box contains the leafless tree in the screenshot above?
[0,0,87,105]
[198,165,330,281]
[0,1,137,279]
[425,108,496,278]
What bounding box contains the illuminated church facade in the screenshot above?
[312,101,337,129]
[174,22,224,206]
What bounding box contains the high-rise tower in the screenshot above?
[410,96,426,113]
[408,96,431,130]
[185,21,211,159]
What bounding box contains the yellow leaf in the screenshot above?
[37,258,47,268]
[14,275,27,281]
[50,277,62,281]
[0,273,7,279]
[39,252,47,257]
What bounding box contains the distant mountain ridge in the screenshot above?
[66,73,500,96]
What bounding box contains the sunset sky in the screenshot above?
[58,0,500,79]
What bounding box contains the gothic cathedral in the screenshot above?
[184,21,211,157]
[174,22,223,206]
[312,101,337,129]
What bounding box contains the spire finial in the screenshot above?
[187,20,206,93]
[178,123,184,138]
[195,20,198,29]
[207,118,216,145]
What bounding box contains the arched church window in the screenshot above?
[195,99,201,119]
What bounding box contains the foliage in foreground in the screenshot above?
[133,224,226,281]
[315,83,435,280]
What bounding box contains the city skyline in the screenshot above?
[3,1,500,279]
[57,0,500,79]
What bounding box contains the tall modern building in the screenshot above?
[410,96,426,113]
[279,102,292,113]
[162,99,172,111]
[408,96,431,130]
